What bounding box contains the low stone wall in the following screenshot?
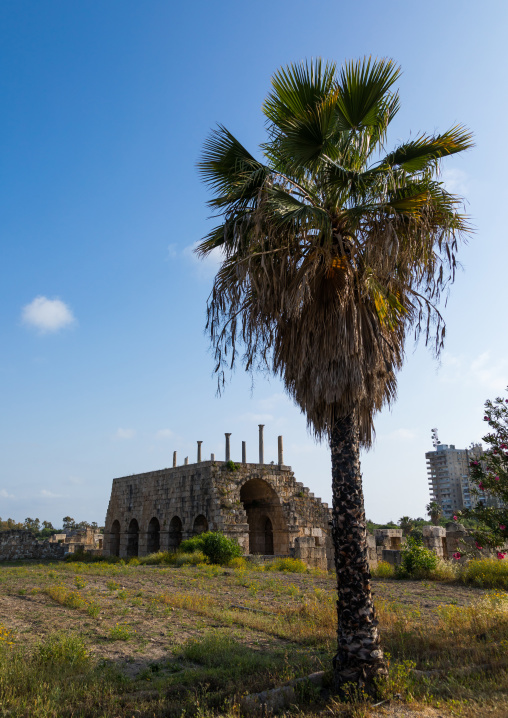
[0,530,66,562]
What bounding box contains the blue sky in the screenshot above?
[1,0,507,527]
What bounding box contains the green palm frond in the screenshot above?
[263,58,337,130]
[335,57,401,131]
[198,125,269,208]
[380,126,474,172]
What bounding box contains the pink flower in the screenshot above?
[453,552,461,560]
[484,416,489,421]
[471,461,479,466]
[453,515,458,520]
[495,476,500,481]
[475,541,482,550]
[500,444,507,449]
[500,525,506,531]
[479,482,484,491]
[497,552,506,560]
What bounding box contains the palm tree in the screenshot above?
[426,501,443,526]
[196,58,472,692]
[398,516,414,536]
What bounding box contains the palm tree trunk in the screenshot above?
[330,411,387,693]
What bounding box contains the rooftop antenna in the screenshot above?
[431,428,440,449]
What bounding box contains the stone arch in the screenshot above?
[240,478,289,555]
[147,517,160,554]
[193,514,208,535]
[127,518,139,557]
[263,516,274,555]
[110,520,120,557]
[168,516,182,549]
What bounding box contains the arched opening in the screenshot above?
[110,520,120,557]
[127,519,139,557]
[240,479,288,555]
[263,516,274,555]
[168,516,182,549]
[147,517,160,554]
[193,515,208,534]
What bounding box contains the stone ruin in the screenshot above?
[104,427,334,570]
[0,530,66,562]
[367,524,508,568]
[48,527,103,555]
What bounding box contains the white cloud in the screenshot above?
[182,240,223,278]
[22,296,76,334]
[115,428,136,440]
[0,489,15,499]
[155,429,174,440]
[441,167,470,196]
[166,244,178,259]
[440,351,508,391]
[257,393,290,411]
[41,489,65,498]
[68,476,84,485]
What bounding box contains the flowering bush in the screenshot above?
[460,390,508,551]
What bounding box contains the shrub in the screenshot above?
[265,557,308,573]
[371,561,395,578]
[180,532,242,565]
[139,551,175,565]
[173,551,208,567]
[395,538,439,579]
[33,633,89,668]
[227,556,248,570]
[459,557,508,588]
[179,535,206,554]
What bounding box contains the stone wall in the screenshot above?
[0,530,66,562]
[104,460,333,570]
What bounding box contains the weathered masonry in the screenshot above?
[104,428,333,569]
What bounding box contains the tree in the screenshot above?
[460,391,508,553]
[23,517,40,533]
[398,516,414,536]
[197,58,472,692]
[62,516,76,531]
[426,501,442,526]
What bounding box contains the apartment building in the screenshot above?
[426,442,479,518]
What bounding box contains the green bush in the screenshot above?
[395,538,439,579]
[179,535,206,554]
[180,532,242,565]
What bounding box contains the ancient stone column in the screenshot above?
[173,451,177,468]
[242,441,246,464]
[184,457,189,465]
[278,435,284,465]
[225,433,231,462]
[197,441,203,463]
[258,424,264,464]
[211,453,215,461]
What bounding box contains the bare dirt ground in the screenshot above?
[0,564,490,670]
[0,561,505,717]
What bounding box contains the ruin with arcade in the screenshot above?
[104,426,334,570]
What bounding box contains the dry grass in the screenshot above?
[0,560,506,717]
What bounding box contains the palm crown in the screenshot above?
[197,58,472,444]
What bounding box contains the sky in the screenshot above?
[0,0,507,528]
